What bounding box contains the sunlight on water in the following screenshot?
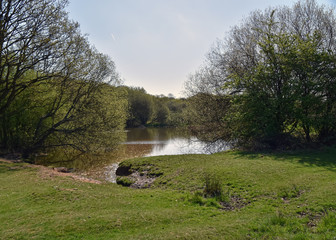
[144,137,221,156]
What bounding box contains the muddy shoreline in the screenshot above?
[0,158,102,184]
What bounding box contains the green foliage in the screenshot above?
[126,87,154,127]
[124,87,190,127]
[0,76,127,157]
[165,98,190,127]
[188,173,231,208]
[0,1,128,157]
[189,191,206,205]
[316,212,336,234]
[188,93,233,142]
[237,28,336,147]
[186,0,336,149]
[153,100,170,126]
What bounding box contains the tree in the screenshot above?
[0,0,128,157]
[0,0,69,115]
[153,100,170,126]
[126,87,154,127]
[186,0,336,149]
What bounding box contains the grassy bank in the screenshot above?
[1,148,336,239]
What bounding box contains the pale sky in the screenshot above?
[67,0,336,97]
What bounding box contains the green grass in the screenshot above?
[1,147,336,239]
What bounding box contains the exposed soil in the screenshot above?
[220,196,247,211]
[297,210,326,228]
[0,158,102,184]
[129,171,157,188]
[115,164,157,188]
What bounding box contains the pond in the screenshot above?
[36,128,228,182]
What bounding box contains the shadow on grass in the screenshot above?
[0,164,9,174]
[0,162,28,174]
[231,146,336,172]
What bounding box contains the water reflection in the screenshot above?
[126,128,183,142]
[124,128,228,156]
[36,128,228,181]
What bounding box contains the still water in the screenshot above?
[124,128,224,157]
[37,128,228,182]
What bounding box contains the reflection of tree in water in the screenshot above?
[126,128,191,142]
[121,144,154,158]
[34,149,112,172]
[35,143,155,181]
[126,128,170,141]
[126,128,154,141]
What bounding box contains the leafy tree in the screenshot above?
[186,0,336,149]
[0,0,128,157]
[166,98,190,127]
[0,0,70,115]
[188,93,233,142]
[124,87,190,127]
[153,101,170,126]
[150,94,190,127]
[126,87,154,127]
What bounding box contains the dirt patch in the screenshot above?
[129,171,156,188]
[116,169,157,188]
[220,196,248,211]
[36,164,102,184]
[115,164,159,188]
[297,210,325,228]
[0,158,102,184]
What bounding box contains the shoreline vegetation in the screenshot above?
[2,147,336,239]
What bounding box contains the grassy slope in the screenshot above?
[1,147,336,239]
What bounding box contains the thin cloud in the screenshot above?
[67,0,333,97]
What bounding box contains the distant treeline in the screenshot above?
[121,86,190,128]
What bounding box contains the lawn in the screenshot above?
[1,147,336,239]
